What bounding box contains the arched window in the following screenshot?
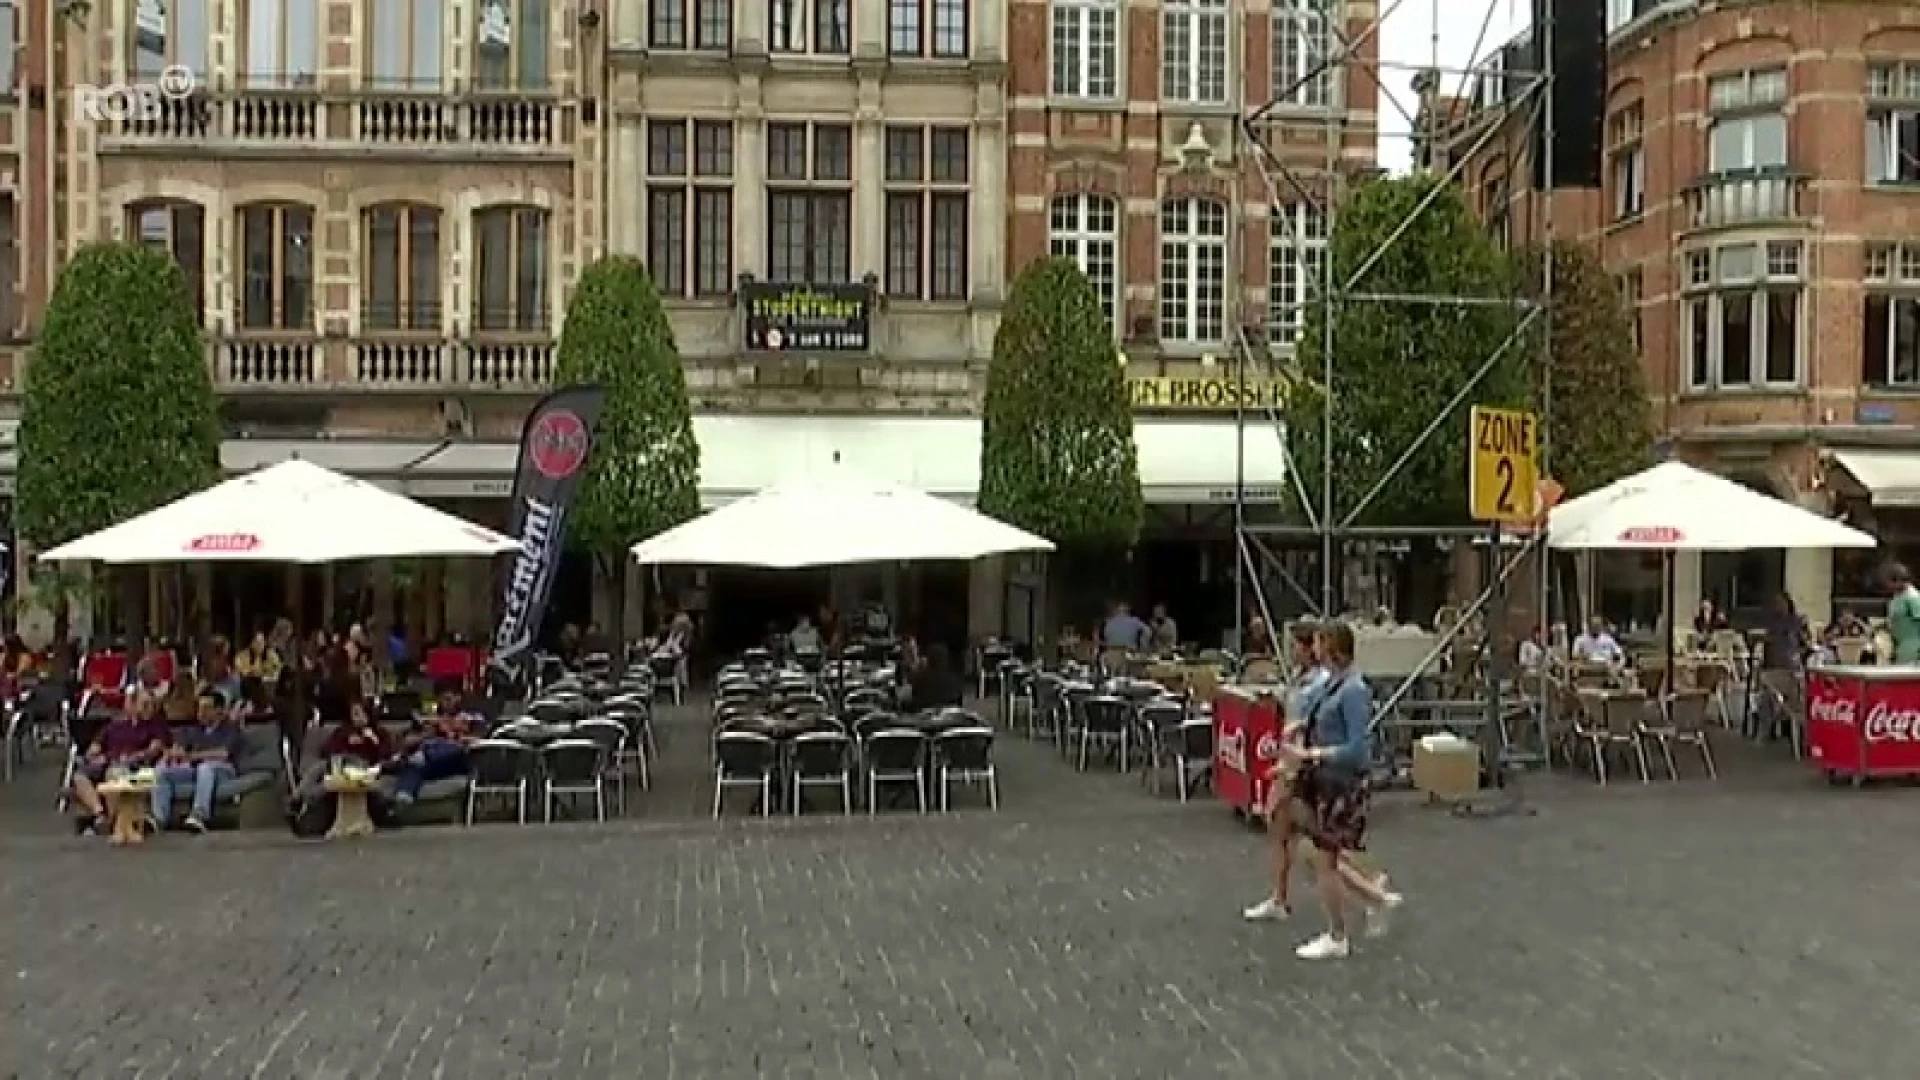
[1048,193,1118,332]
[128,200,206,324]
[236,202,314,329]
[1158,197,1227,345]
[363,203,441,331]
[473,206,549,331]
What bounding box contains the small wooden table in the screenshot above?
[323,772,380,840]
[95,776,155,846]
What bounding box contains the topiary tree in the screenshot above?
[980,257,1142,628]
[18,241,221,642]
[1518,239,1652,498]
[1286,173,1529,530]
[552,256,700,644]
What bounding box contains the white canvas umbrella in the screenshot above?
[38,458,518,564]
[1548,461,1874,552]
[631,472,1054,568]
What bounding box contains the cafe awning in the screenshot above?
[1829,449,1920,508]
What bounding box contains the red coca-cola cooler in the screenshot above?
[1805,665,1920,786]
[1213,685,1282,818]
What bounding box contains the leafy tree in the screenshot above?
[1518,240,1651,497]
[1285,174,1529,529]
[980,257,1142,626]
[980,257,1142,550]
[552,256,700,641]
[18,242,221,639]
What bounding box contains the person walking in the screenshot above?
[1281,622,1404,960]
[1886,564,1920,665]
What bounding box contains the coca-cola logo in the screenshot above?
[1865,702,1920,743]
[1218,729,1247,772]
[1809,695,1855,729]
[1255,732,1280,762]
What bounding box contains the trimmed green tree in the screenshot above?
[1285,173,1529,529]
[1519,239,1651,497]
[980,257,1142,626]
[18,241,221,640]
[552,256,701,643]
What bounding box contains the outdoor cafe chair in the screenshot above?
[1150,717,1215,802]
[1076,694,1131,773]
[573,718,631,807]
[789,730,853,814]
[1643,690,1717,780]
[598,706,654,790]
[933,727,997,811]
[648,652,685,705]
[1134,699,1187,786]
[841,687,890,717]
[527,700,578,727]
[1600,689,1654,784]
[862,729,928,813]
[541,739,611,823]
[713,731,778,818]
[464,739,540,825]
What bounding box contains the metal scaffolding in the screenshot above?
[1230,0,1558,641]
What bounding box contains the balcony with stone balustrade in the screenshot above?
[100,88,576,160]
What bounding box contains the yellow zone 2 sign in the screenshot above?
[1468,405,1539,524]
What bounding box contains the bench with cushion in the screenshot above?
[152,723,286,829]
[294,722,470,825]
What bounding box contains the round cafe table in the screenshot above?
[323,771,380,839]
[96,774,155,846]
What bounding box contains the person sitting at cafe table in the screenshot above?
[151,692,248,833]
[789,615,823,657]
[905,643,965,712]
[1571,617,1624,669]
[1101,602,1151,651]
[383,690,486,806]
[1149,604,1180,655]
[68,698,170,835]
[160,675,201,726]
[235,630,283,685]
[295,698,394,808]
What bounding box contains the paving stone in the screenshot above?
[2,701,1918,1078]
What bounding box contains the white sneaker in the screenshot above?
[1294,932,1350,960]
[1365,891,1404,939]
[1242,896,1290,921]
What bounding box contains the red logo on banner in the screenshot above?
[528,410,589,480]
[1616,526,1683,545]
[186,533,260,553]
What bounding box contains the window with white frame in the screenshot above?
[1268,201,1326,348]
[475,0,548,90]
[243,0,319,87]
[1867,63,1920,186]
[1049,194,1120,333]
[1681,240,1803,391]
[1608,102,1645,220]
[1272,0,1334,109]
[1161,0,1227,105]
[766,122,853,283]
[370,0,443,86]
[1159,198,1227,345]
[1706,68,1788,174]
[1864,242,1920,388]
[1050,0,1118,99]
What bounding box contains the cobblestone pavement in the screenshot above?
[4,704,1919,1079]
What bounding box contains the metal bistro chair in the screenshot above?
[978,644,1013,701]
[1134,699,1187,787]
[1030,673,1063,744]
[1155,717,1216,802]
[934,726,998,810]
[464,739,540,825]
[1644,690,1718,780]
[1076,694,1131,772]
[713,730,778,818]
[572,718,630,811]
[600,706,654,791]
[1601,690,1654,784]
[649,651,685,706]
[862,728,929,813]
[999,662,1033,731]
[789,729,853,814]
[542,738,611,822]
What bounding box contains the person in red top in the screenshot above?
[295,699,393,806]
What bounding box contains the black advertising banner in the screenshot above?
[492,386,607,672]
[742,282,872,352]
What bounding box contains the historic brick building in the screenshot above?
[1430,1,1920,622]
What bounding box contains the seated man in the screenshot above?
[383,691,486,806]
[69,699,169,835]
[152,693,248,833]
[1571,617,1625,669]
